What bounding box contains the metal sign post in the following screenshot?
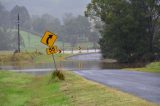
[52,54,58,71]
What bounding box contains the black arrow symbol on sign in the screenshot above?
[46,35,53,45]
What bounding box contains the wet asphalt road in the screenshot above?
[74,69,160,104]
[69,53,160,103]
[68,53,102,61]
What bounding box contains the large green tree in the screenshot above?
[32,14,61,36]
[85,0,160,62]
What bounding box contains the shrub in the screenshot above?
[51,70,65,81]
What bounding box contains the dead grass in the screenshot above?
[0,52,42,64]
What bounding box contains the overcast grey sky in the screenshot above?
[1,0,91,19]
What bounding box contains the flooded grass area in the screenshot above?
[0,53,159,74]
[0,53,151,72]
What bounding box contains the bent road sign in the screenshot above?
[46,45,59,55]
[41,31,57,47]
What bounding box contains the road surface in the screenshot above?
[67,53,160,104]
[74,69,160,104]
[68,53,102,61]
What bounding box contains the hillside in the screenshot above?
[20,31,95,52]
[20,31,63,52]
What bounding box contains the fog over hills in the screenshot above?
[1,0,91,19]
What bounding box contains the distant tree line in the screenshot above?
[0,3,31,50]
[85,0,160,62]
[0,2,99,50]
[32,13,99,48]
[0,2,16,50]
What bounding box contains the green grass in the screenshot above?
[0,71,157,106]
[0,71,70,106]
[125,62,160,73]
[20,31,42,49]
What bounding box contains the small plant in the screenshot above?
[51,70,65,81]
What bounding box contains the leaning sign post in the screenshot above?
[41,31,64,80]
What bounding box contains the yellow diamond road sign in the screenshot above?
[41,31,57,47]
[46,45,59,55]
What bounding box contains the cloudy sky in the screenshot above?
[1,0,91,18]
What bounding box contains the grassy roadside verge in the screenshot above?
[125,62,160,73]
[0,70,157,106]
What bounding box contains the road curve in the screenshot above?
[68,53,102,61]
[74,69,160,104]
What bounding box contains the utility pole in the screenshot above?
[17,13,20,52]
[62,38,64,54]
